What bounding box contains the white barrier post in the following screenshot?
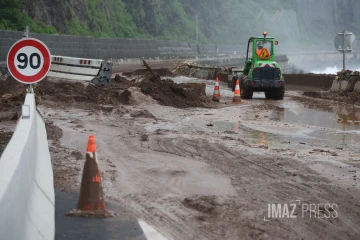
[1,29,55,240]
[0,94,55,240]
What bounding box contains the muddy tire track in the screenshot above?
[144,136,360,239]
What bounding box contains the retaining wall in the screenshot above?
[0,30,160,60]
[2,30,355,62]
[284,73,335,91]
[157,40,194,58]
[0,94,55,240]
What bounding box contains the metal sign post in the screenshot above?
[343,31,345,70]
[334,31,356,70]
[23,26,33,93]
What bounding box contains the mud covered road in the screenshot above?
[1,72,360,239]
[46,78,360,239]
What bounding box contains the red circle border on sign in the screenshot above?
[7,38,51,84]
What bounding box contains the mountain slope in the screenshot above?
[0,0,359,44]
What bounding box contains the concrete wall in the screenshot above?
[0,94,55,240]
[284,73,335,91]
[157,40,194,58]
[1,30,350,62]
[0,30,160,60]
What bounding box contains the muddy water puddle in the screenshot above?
[209,103,360,149]
[270,105,360,143]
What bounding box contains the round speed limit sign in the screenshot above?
[7,38,51,84]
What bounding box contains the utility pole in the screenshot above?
[22,26,34,93]
[342,30,345,70]
[195,14,199,44]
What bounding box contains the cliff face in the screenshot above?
[293,0,360,38]
[15,0,360,43]
[23,0,80,33]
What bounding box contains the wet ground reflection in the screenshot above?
[270,105,360,143]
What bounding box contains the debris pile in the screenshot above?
[335,69,360,81]
[0,77,26,119]
[0,77,25,98]
[37,79,126,107]
[0,63,211,110]
[113,74,135,89]
[173,62,229,77]
[139,75,209,108]
[1,76,134,108]
[138,60,210,108]
[173,62,197,76]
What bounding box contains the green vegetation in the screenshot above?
[0,0,298,43]
[0,0,56,33]
[2,0,358,44]
[70,0,139,38]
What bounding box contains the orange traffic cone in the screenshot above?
[232,80,242,104]
[66,136,113,218]
[212,77,221,101]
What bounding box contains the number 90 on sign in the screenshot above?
[15,47,43,75]
[7,38,51,84]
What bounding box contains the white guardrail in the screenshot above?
[48,55,103,81]
[0,93,55,240]
[48,55,113,86]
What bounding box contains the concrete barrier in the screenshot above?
[283,74,335,91]
[354,81,360,92]
[340,80,353,91]
[330,72,360,92]
[330,80,341,92]
[0,93,55,240]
